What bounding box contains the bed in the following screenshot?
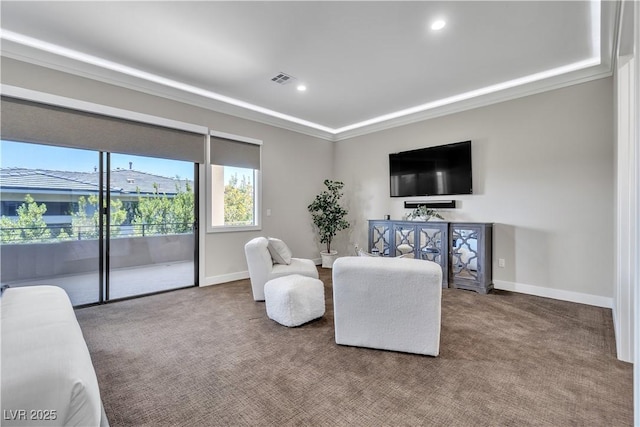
[1,285,108,426]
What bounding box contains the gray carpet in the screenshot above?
[75,268,633,426]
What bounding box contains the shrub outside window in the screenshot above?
[208,132,261,232]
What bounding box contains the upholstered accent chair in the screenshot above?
[332,256,443,356]
[244,237,319,301]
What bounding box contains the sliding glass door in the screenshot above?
[0,141,102,305]
[107,153,196,300]
[0,140,197,305]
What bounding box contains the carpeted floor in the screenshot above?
[75,268,633,426]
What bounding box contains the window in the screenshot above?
[0,201,21,216]
[208,131,262,232]
[1,94,206,304]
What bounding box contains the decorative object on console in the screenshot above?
[405,205,444,221]
[307,179,350,268]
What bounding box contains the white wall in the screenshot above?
[612,0,640,413]
[614,57,636,363]
[634,3,640,422]
[0,58,334,285]
[334,78,614,305]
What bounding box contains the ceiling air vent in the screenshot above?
[271,72,295,85]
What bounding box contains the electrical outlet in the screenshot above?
[498,258,506,268]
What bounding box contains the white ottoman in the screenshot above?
[332,256,442,356]
[264,274,325,327]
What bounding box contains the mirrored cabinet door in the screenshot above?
[368,220,491,293]
[451,228,479,280]
[417,224,448,287]
[393,223,416,257]
[450,223,493,294]
[418,226,444,262]
[368,221,390,256]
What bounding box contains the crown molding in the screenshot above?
[0,0,618,143]
[0,43,337,142]
[333,62,613,141]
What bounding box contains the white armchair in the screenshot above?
[332,256,442,356]
[244,237,319,301]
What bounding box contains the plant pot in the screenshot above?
[320,250,338,268]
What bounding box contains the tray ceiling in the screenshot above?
[0,1,618,140]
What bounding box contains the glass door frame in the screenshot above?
[100,153,199,304]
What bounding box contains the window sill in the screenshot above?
[207,224,262,234]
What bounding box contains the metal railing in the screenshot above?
[0,223,194,244]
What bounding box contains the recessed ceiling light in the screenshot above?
[297,84,307,92]
[431,20,446,31]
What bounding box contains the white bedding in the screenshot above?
[1,286,103,426]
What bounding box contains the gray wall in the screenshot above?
[1,58,615,301]
[334,78,614,301]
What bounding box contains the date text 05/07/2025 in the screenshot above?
[3,409,58,421]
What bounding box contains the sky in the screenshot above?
[1,140,194,179]
[0,140,253,185]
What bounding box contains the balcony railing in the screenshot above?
[0,223,194,244]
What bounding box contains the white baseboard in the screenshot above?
[202,259,322,287]
[201,271,249,287]
[493,280,613,308]
[200,273,611,308]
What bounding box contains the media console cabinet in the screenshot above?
[368,220,493,294]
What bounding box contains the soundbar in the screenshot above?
[404,200,456,209]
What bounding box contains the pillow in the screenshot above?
[267,237,292,265]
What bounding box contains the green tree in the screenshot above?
[171,182,195,233]
[0,194,51,243]
[72,194,127,239]
[0,216,21,243]
[132,182,194,235]
[224,174,253,225]
[56,228,73,241]
[133,183,172,235]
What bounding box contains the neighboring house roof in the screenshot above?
[0,167,191,195]
[0,168,98,192]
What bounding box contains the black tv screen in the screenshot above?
[389,141,472,197]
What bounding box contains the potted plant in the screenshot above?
[307,179,349,268]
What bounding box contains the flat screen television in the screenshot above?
[389,141,472,197]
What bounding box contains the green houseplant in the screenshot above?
[406,205,444,221]
[307,179,349,268]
